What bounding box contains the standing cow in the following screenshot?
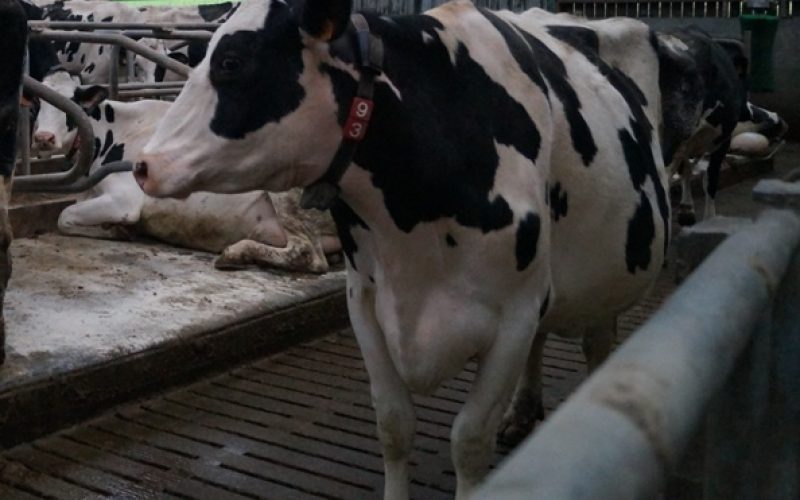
[0,0,27,364]
[659,27,787,225]
[135,0,673,497]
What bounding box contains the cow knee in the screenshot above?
[373,393,415,460]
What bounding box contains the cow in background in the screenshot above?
[47,84,339,273]
[659,27,787,225]
[0,0,28,364]
[657,26,744,225]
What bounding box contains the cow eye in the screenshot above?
[221,57,241,73]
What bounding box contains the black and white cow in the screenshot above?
[42,0,163,84]
[44,83,339,272]
[0,0,27,364]
[657,26,745,225]
[731,101,787,152]
[135,0,673,497]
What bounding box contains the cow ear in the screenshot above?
[73,85,109,111]
[299,0,352,42]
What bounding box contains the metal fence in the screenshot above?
[352,0,797,17]
[475,173,800,499]
[16,21,216,193]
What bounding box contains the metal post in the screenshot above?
[126,48,135,82]
[14,76,95,191]
[109,44,120,100]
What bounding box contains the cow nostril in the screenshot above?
[133,161,148,181]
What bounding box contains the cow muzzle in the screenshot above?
[134,155,192,199]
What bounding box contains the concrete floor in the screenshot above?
[1,236,345,388]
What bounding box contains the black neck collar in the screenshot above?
[300,13,384,210]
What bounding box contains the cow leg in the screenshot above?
[497,330,548,446]
[703,139,729,220]
[581,317,616,372]
[349,279,415,500]
[451,308,539,499]
[58,193,140,240]
[0,176,12,365]
[214,235,328,273]
[677,159,697,226]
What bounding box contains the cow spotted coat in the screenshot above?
[135,1,671,497]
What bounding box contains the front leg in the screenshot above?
[58,192,141,240]
[0,176,12,365]
[498,330,548,446]
[348,271,416,500]
[452,305,542,499]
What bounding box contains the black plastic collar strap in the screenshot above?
[301,14,383,211]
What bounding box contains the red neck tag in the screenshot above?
[342,97,374,142]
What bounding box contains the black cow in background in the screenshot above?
[658,26,745,226]
[0,0,28,364]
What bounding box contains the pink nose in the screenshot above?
[34,131,56,146]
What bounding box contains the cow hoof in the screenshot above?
[497,398,545,447]
[677,211,697,226]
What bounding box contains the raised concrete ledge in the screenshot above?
[0,234,348,448]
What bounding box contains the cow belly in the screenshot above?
[374,285,503,395]
[139,191,282,253]
[543,137,668,334]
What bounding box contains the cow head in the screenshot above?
[136,0,353,198]
[33,70,83,153]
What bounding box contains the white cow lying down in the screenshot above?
[47,85,340,272]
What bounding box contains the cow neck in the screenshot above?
[300,13,384,211]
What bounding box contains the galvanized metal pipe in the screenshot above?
[109,44,120,100]
[79,81,185,91]
[29,30,191,78]
[15,76,95,192]
[28,21,220,31]
[476,208,800,500]
[118,89,182,99]
[21,160,134,193]
[120,30,213,41]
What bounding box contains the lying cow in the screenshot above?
[42,84,339,273]
[135,0,677,496]
[0,0,27,364]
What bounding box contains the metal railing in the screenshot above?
[15,21,219,193]
[556,0,794,18]
[476,173,800,499]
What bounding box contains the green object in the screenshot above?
[740,14,779,92]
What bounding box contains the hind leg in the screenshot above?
[677,159,697,226]
[581,317,616,373]
[215,235,329,273]
[703,139,729,220]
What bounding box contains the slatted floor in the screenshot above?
[0,272,675,499]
